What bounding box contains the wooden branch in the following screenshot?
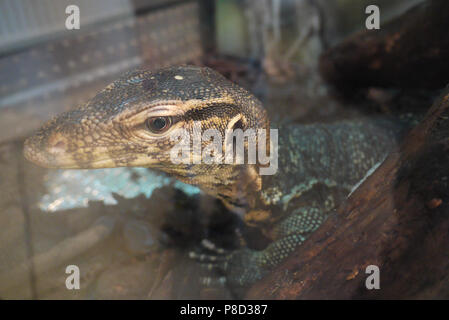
[319,0,449,92]
[246,86,449,299]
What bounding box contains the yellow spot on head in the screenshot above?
[174,75,183,80]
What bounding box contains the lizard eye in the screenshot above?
[145,116,172,134]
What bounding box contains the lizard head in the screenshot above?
[24,66,270,212]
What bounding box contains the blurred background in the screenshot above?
[0,0,425,299]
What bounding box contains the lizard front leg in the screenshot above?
[191,206,326,288]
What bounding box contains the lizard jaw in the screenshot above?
[23,135,114,169]
[23,130,128,169]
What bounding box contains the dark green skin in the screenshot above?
[24,66,406,288]
[226,119,403,286]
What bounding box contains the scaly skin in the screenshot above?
[24,66,405,288]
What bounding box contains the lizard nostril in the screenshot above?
[49,140,67,154]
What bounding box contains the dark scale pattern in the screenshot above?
[24,66,410,289]
[223,118,408,287]
[266,119,404,207]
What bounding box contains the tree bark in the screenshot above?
[319,0,449,93]
[246,85,449,299]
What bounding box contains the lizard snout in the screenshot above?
[23,130,72,168]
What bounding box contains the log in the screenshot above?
[319,0,449,92]
[246,85,449,299]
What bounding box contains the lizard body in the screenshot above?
[24,66,405,288]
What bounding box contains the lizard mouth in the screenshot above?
[23,134,118,169]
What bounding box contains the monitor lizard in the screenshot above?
[24,66,407,289]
